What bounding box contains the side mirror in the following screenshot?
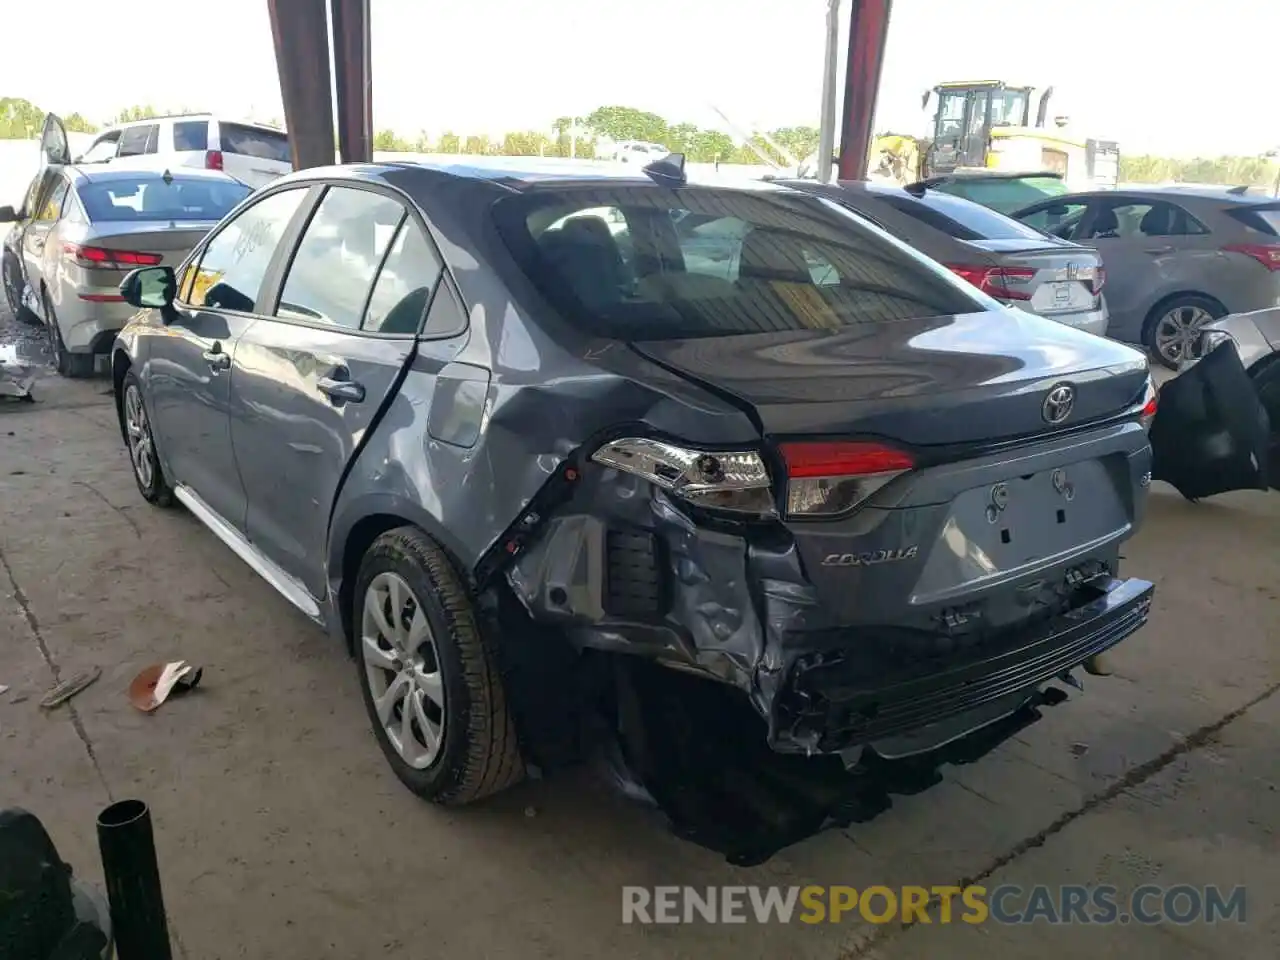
[120,266,176,309]
[0,205,18,224]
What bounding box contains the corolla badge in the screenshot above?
[822,546,919,567]
[1042,382,1075,424]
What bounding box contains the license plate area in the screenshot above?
[912,459,1128,604]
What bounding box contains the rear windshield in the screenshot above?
[493,186,985,341]
[78,175,252,222]
[933,176,1068,215]
[876,190,1051,242]
[219,123,291,164]
[1226,205,1280,237]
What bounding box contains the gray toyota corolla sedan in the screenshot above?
[110,155,1163,821]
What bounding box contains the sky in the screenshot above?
[2,0,1276,158]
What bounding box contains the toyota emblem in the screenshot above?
[1042,383,1075,424]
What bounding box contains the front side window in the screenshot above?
[181,188,307,311]
[78,175,251,222]
[117,125,156,157]
[1016,201,1090,241]
[495,186,984,341]
[935,92,966,139]
[276,187,404,329]
[1083,200,1205,239]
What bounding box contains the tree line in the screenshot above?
[3,96,1276,188]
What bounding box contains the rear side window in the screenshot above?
[877,191,1050,242]
[1226,206,1280,237]
[276,186,404,329]
[173,120,210,152]
[364,220,445,334]
[117,125,156,157]
[219,123,291,164]
[182,188,307,311]
[494,187,983,341]
[938,176,1068,215]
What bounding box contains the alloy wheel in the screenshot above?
[123,384,155,491]
[1154,305,1214,367]
[361,572,446,770]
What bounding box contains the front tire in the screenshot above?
[354,527,523,804]
[2,254,38,326]
[121,372,173,507]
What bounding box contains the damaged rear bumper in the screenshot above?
[775,575,1153,754]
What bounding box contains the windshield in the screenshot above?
[877,190,1052,242]
[493,186,984,342]
[78,175,251,222]
[934,176,1068,215]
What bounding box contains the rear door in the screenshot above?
[229,183,449,596]
[20,174,69,300]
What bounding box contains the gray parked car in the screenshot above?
[785,180,1108,336]
[1,115,251,377]
[110,155,1166,823]
[1012,187,1280,368]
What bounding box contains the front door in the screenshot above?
[229,185,449,597]
[39,114,70,166]
[145,186,312,529]
[958,89,991,168]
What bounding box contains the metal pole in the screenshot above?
[331,0,373,164]
[97,800,172,960]
[267,0,336,170]
[837,0,894,182]
[816,0,841,182]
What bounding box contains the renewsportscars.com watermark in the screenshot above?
[622,885,1247,926]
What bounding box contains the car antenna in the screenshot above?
[161,169,173,185]
[642,152,687,187]
[1226,184,1249,195]
[903,179,928,196]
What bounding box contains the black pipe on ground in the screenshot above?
[96,799,172,960]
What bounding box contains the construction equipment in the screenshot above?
[869,81,1119,190]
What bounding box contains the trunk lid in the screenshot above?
[962,239,1103,318]
[630,311,1148,446]
[82,221,217,266]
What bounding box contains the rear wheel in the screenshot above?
[1252,358,1280,488]
[354,527,523,804]
[1145,295,1224,370]
[44,292,95,378]
[2,254,38,325]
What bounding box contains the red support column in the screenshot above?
[331,0,373,164]
[837,0,894,182]
[267,0,336,170]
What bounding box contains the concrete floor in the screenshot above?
[2,330,1277,958]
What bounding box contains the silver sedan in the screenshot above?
[2,166,250,377]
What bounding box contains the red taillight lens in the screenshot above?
[205,149,224,171]
[1092,265,1106,295]
[780,441,914,517]
[1137,379,1158,430]
[64,244,163,269]
[1223,243,1280,271]
[946,264,1034,301]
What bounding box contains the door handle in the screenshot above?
[317,376,365,404]
[201,343,231,371]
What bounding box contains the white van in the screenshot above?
[77,115,292,189]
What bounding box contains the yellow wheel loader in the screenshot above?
[870,81,1119,190]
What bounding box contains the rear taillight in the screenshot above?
[1092,265,1106,295]
[1223,243,1280,271]
[205,150,224,171]
[591,438,776,516]
[946,264,1035,301]
[1136,378,1158,430]
[63,244,163,269]
[780,441,914,517]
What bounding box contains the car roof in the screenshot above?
[918,170,1065,184]
[1026,186,1273,207]
[106,114,284,133]
[274,155,795,194]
